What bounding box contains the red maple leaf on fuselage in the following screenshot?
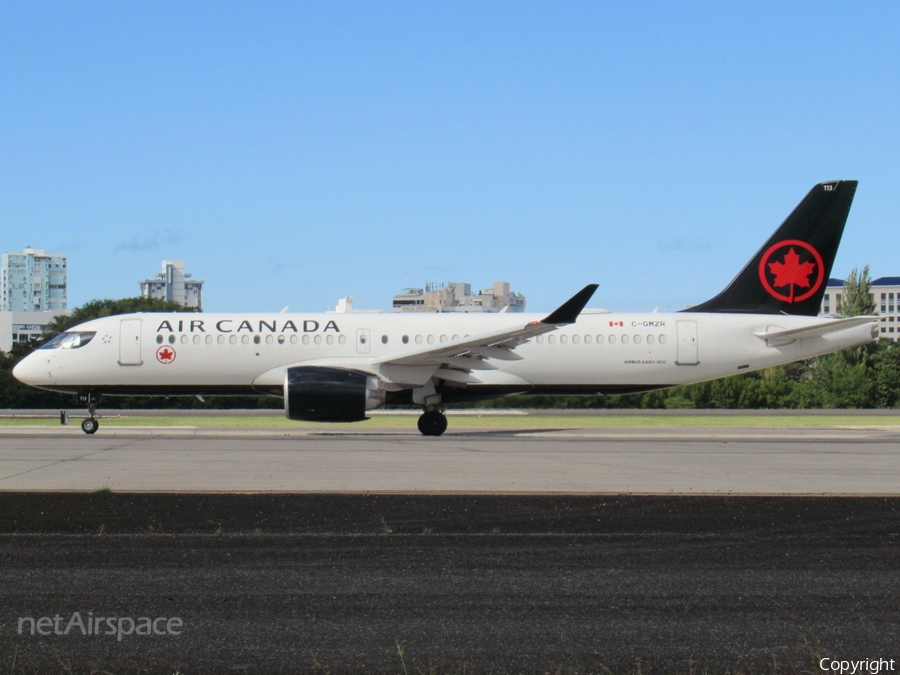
[159,348,173,361]
[767,247,816,302]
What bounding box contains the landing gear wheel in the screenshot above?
[81,418,99,435]
[417,410,448,437]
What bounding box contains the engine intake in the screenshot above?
[284,366,385,422]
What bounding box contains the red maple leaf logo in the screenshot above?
[156,346,176,364]
[758,239,825,304]
[767,247,816,302]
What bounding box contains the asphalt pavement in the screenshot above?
[2,494,898,674]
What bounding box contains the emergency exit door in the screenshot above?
[356,328,371,354]
[118,319,143,366]
[675,320,699,366]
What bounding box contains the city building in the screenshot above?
[0,310,70,353]
[139,260,204,310]
[820,276,900,341]
[391,281,525,313]
[0,247,69,352]
[1,247,67,312]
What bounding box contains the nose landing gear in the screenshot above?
[77,392,100,435]
[417,409,448,436]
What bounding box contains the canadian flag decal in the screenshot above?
[609,321,624,327]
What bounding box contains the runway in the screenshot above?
[1,424,899,493]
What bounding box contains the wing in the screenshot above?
[372,285,598,382]
[251,284,599,391]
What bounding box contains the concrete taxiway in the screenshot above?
[1,423,899,493]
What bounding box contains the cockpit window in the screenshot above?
[39,331,97,350]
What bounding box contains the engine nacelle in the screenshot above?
[284,366,385,422]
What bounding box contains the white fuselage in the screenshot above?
[13,310,878,401]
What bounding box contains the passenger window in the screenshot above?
[659,334,667,344]
[402,335,409,344]
[254,335,261,345]
[314,335,322,345]
[609,335,616,344]
[440,335,448,343]
[242,335,250,344]
[217,335,225,345]
[326,335,334,345]
[647,334,654,344]
[278,335,286,344]
[338,335,346,345]
[596,335,604,344]
[182,335,189,345]
[302,335,310,345]
[415,335,423,345]
[156,335,163,344]
[572,335,580,344]
[205,335,213,345]
[584,335,592,344]
[560,335,568,344]
[290,335,298,345]
[633,335,641,344]
[548,335,556,344]
[621,335,629,344]
[168,335,176,344]
[427,335,435,344]
[382,335,388,344]
[230,335,237,345]
[193,335,201,345]
[536,336,544,344]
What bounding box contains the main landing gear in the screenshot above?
[417,409,448,437]
[77,392,100,435]
[414,383,446,436]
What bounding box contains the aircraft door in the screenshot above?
[118,319,143,366]
[675,320,699,366]
[356,328,371,355]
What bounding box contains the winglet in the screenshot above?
[541,284,599,325]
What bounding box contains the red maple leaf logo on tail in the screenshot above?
[767,248,816,303]
[758,239,825,304]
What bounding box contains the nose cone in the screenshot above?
[12,353,54,387]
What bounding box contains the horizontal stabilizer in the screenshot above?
[753,316,877,341]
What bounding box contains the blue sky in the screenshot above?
[2,1,899,313]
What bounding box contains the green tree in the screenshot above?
[872,341,900,408]
[838,265,876,317]
[794,265,878,408]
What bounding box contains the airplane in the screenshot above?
[13,180,878,436]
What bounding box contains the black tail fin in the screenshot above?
[689,180,858,316]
